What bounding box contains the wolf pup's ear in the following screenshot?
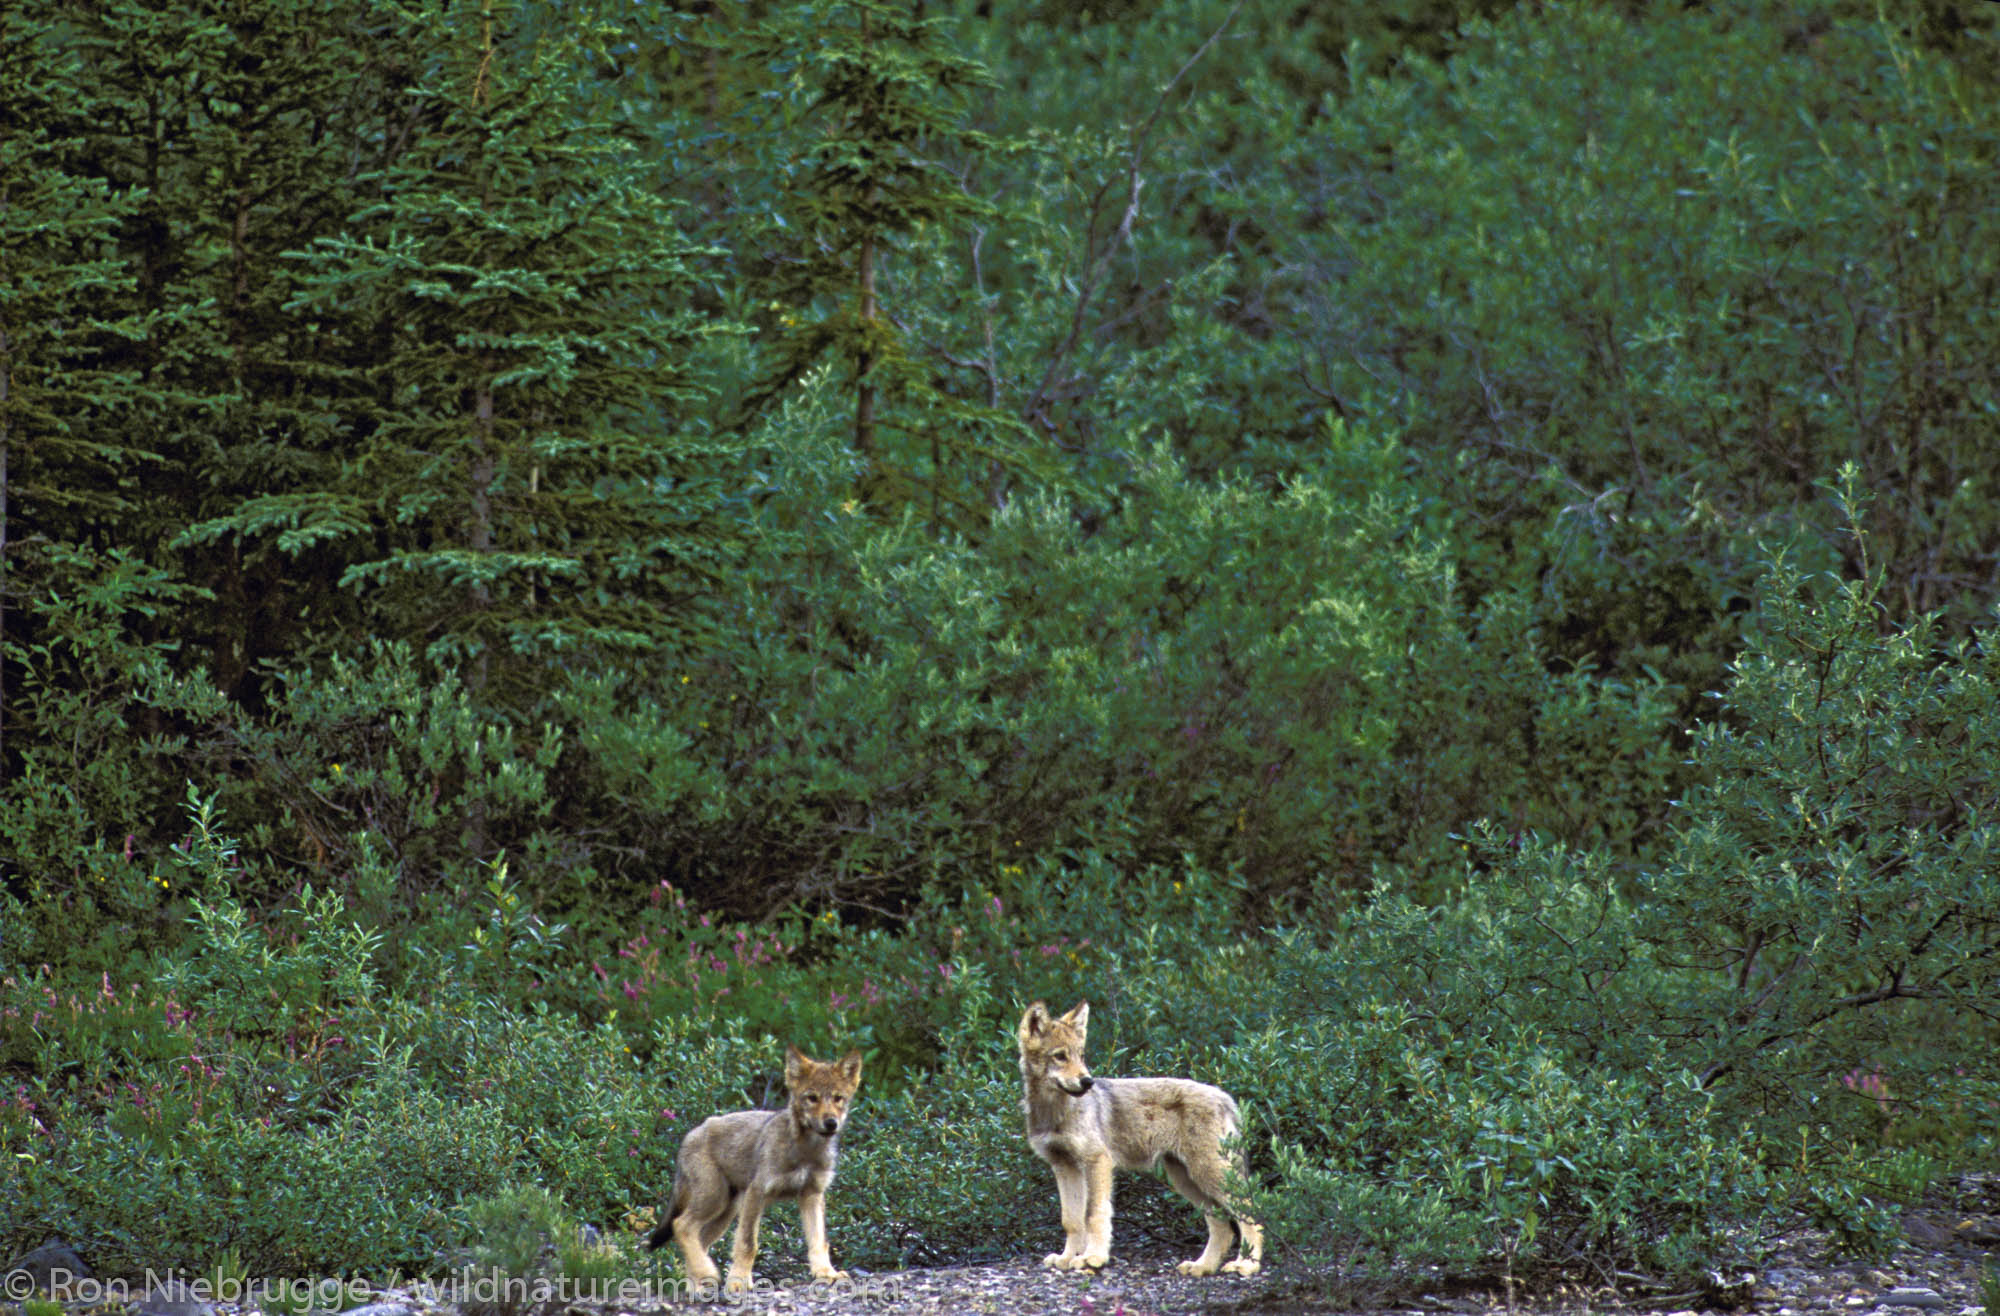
[1019,1000,1052,1040]
[784,1044,809,1086]
[838,1049,864,1083]
[1061,1001,1090,1033]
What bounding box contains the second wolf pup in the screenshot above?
[647,1045,863,1294]
[1017,1001,1263,1276]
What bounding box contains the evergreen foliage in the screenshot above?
[188,2,738,700]
[738,0,1025,521]
[0,6,154,764]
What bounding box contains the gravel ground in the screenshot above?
[524,1173,1999,1316]
[567,1222,1996,1316]
[16,1177,1996,1316]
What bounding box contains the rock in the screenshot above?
[1904,1216,1958,1249]
[1955,1218,2000,1245]
[1878,1288,1947,1309]
[2,1239,93,1295]
[335,1304,415,1316]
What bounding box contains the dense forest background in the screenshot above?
[3,0,1998,1292]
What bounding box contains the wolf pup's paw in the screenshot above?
[1221,1258,1262,1276]
[810,1268,849,1284]
[1177,1259,1220,1276]
[1043,1252,1079,1269]
[1079,1251,1110,1270]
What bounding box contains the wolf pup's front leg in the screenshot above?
[799,1186,848,1283]
[1042,1155,1090,1268]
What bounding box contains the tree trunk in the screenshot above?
[466,372,495,856]
[0,331,10,771]
[855,229,877,496]
[853,5,878,495]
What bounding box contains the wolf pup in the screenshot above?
[647,1045,864,1294]
[1017,1001,1263,1276]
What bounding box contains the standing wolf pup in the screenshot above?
[1017,1001,1263,1276]
[647,1045,863,1294]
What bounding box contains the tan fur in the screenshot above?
[646,1045,863,1295]
[1017,1001,1263,1276]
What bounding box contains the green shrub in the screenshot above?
[461,1185,577,1283]
[202,641,568,915]
[151,792,381,1038]
[11,1052,512,1273]
[598,420,1678,916]
[578,848,1240,1082]
[1303,0,2000,671]
[1639,509,2000,1150]
[1800,1178,1903,1260]
[1126,947,1783,1283]
[0,545,228,977]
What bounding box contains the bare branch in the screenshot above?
[1022,1,1241,440]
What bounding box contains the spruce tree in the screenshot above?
[234,1,738,711]
[36,0,405,701]
[742,0,1033,523]
[0,7,153,766]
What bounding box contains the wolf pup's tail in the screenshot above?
[646,1170,687,1251]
